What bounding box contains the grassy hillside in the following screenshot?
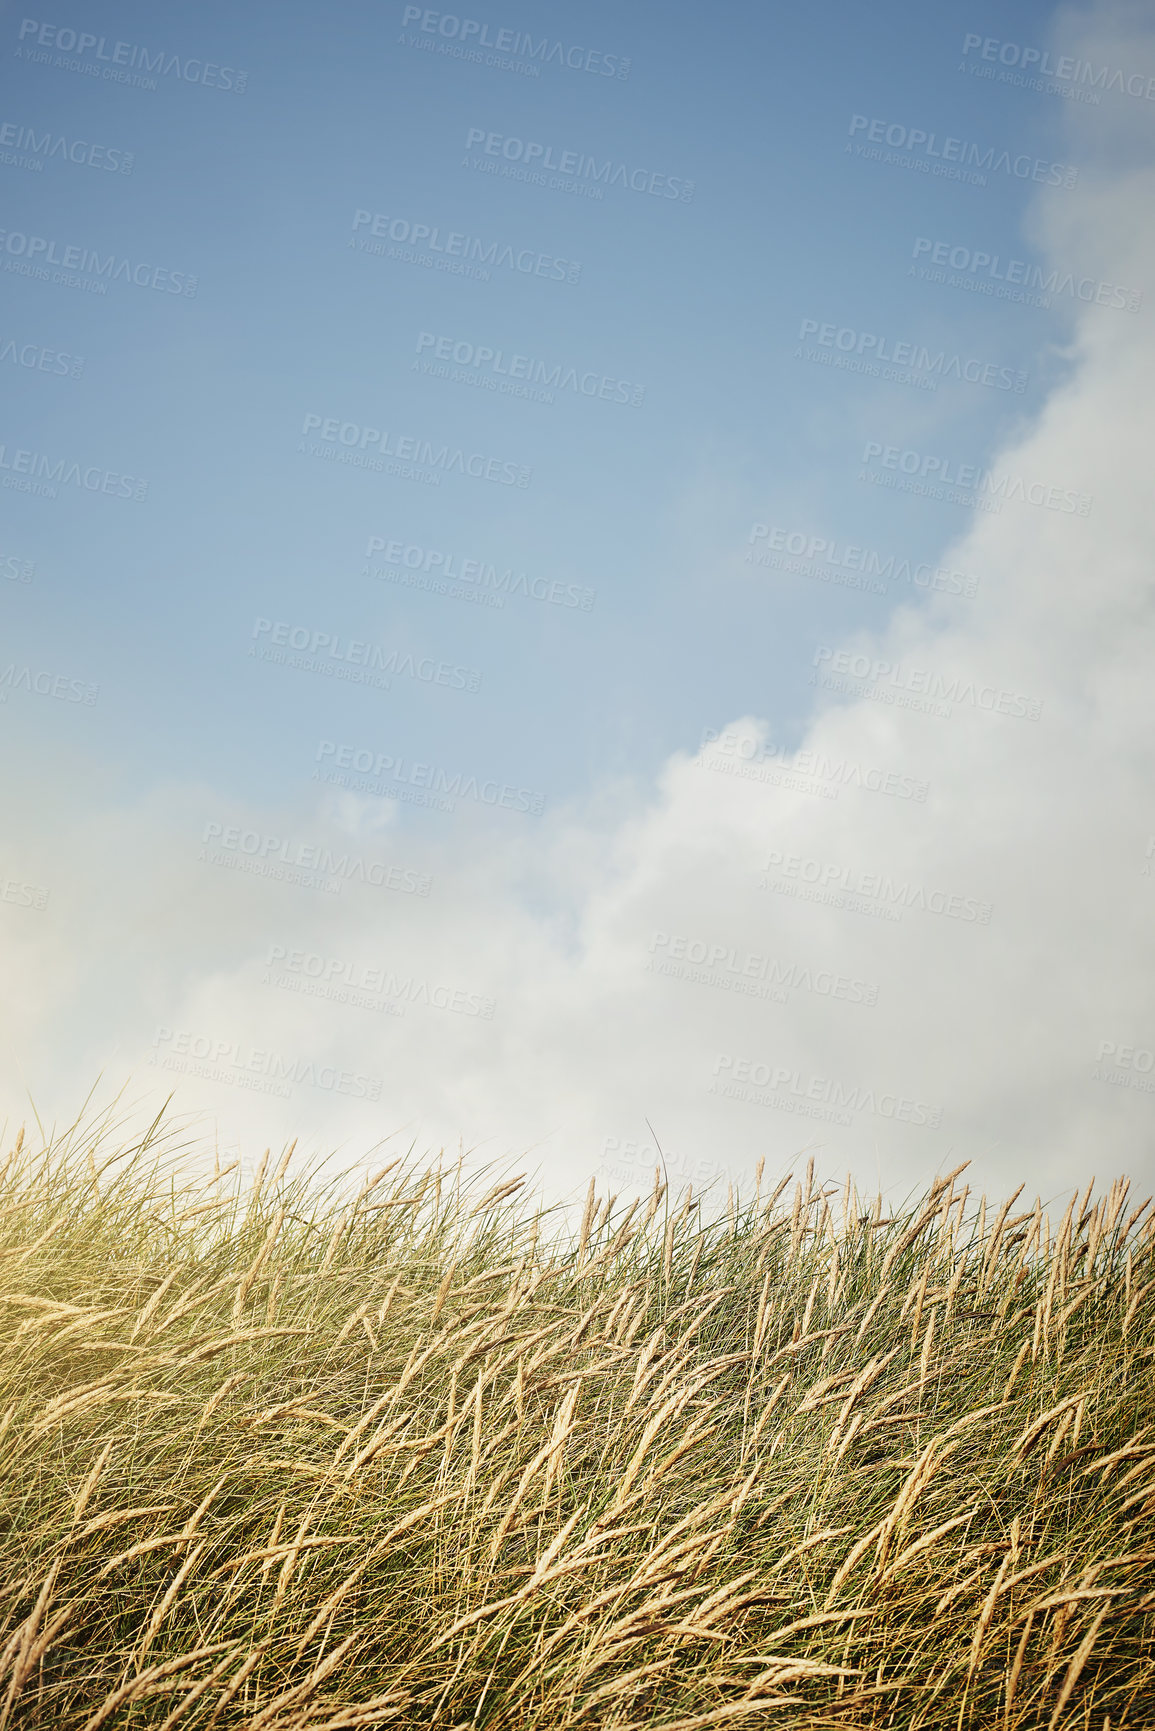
[0,1120,1152,1728]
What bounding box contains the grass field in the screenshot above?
[0,1112,1152,1729]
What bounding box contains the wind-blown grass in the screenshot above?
[0,1115,1152,1729]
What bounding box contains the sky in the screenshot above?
[1,0,1153,1214]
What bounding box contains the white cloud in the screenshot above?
[3,0,1153,1213]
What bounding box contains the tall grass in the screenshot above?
[0,1116,1152,1729]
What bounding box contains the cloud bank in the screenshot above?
[3,0,1153,1213]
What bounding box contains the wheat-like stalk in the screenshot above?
[0,1119,1150,1727]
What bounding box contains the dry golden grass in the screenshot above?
[0,1111,1152,1728]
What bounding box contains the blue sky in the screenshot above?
[3,0,1153,1207]
[3,0,1079,807]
